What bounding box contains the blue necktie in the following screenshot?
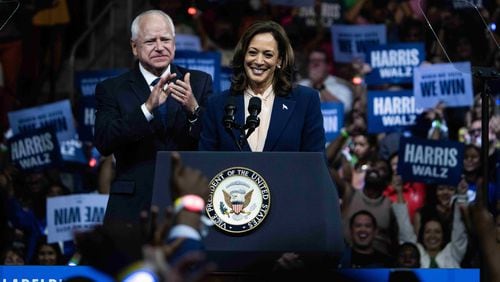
[151,78,168,127]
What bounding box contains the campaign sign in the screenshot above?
[331,24,386,63]
[453,0,483,9]
[59,138,87,164]
[365,43,425,85]
[8,100,88,164]
[220,66,232,93]
[74,69,126,142]
[413,62,473,109]
[8,99,76,142]
[175,51,221,93]
[296,0,343,27]
[176,34,202,51]
[321,102,344,143]
[75,69,127,97]
[9,129,61,172]
[77,95,96,143]
[398,137,464,185]
[47,194,109,243]
[367,90,423,133]
[0,266,113,282]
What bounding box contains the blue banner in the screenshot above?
[331,24,386,63]
[220,66,232,93]
[398,137,465,185]
[367,90,423,133]
[77,95,96,143]
[413,62,473,109]
[8,100,76,142]
[59,138,87,164]
[8,100,87,164]
[175,34,202,51]
[74,69,125,144]
[75,69,127,97]
[0,266,113,281]
[365,43,425,85]
[321,102,344,143]
[8,128,61,172]
[175,51,221,93]
[296,0,343,27]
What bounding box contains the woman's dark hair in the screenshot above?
[417,217,445,251]
[230,20,295,97]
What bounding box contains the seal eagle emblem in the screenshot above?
[206,167,271,233]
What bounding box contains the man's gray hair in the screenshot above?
[130,10,175,40]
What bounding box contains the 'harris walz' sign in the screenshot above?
[398,137,464,185]
[365,43,425,85]
[367,90,423,133]
[9,129,61,172]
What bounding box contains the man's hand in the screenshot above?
[145,73,177,112]
[169,73,199,113]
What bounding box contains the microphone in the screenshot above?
[223,96,237,129]
[245,97,261,138]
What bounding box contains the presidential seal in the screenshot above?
[206,167,271,234]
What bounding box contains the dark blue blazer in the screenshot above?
[94,63,212,224]
[199,85,326,152]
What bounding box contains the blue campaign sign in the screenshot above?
[8,128,61,172]
[75,69,127,97]
[8,99,76,142]
[398,137,465,186]
[175,34,202,51]
[7,100,87,164]
[367,90,423,133]
[74,69,125,143]
[59,138,87,164]
[331,24,386,63]
[77,95,96,143]
[413,62,473,109]
[220,66,232,93]
[175,51,222,93]
[0,266,114,281]
[296,0,343,27]
[365,43,425,85]
[321,102,344,144]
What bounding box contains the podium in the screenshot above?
[152,151,344,273]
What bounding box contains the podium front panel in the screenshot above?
[152,151,344,272]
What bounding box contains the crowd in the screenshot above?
[1,0,499,281]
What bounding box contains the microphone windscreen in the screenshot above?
[248,97,261,114]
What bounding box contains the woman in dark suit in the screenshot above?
[199,20,325,152]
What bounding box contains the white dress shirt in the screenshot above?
[244,85,274,152]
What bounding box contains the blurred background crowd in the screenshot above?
[0,0,499,278]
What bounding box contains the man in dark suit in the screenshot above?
[94,10,212,259]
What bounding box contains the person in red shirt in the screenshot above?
[383,152,426,223]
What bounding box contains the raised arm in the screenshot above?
[391,176,417,244]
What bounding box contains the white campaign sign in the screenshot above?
[47,194,109,243]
